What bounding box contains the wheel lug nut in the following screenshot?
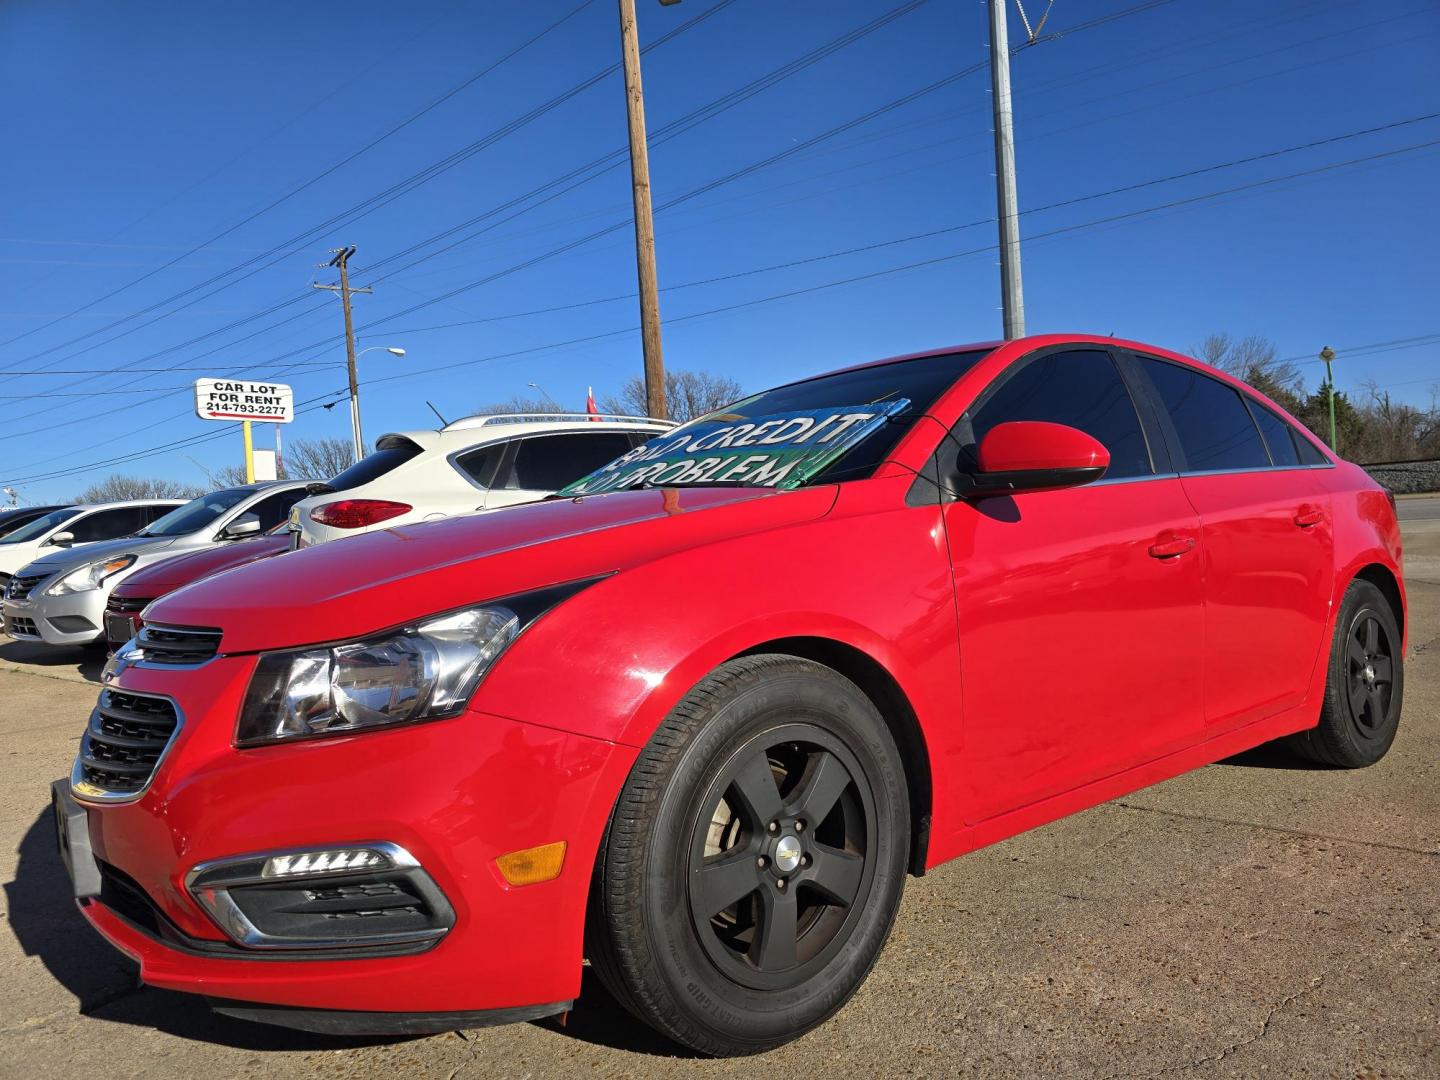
[777,878,787,890]
[801,854,811,867]
[795,819,806,832]
[756,856,767,869]
[768,821,779,834]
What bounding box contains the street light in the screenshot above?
[347,346,408,462]
[527,381,563,411]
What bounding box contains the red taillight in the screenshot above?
[310,499,412,529]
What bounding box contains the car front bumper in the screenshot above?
[3,586,107,645]
[66,654,638,1021]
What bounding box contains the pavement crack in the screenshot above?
[1115,801,1440,858]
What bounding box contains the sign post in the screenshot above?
[194,379,295,482]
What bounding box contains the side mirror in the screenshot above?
[47,530,75,547]
[223,513,262,539]
[965,421,1110,498]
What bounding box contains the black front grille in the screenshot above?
[108,596,151,615]
[77,689,180,795]
[5,615,39,638]
[137,622,221,664]
[5,573,45,601]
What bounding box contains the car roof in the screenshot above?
[374,415,675,453]
[72,499,188,510]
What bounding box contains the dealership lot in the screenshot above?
[0,511,1435,1078]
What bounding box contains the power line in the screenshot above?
[8,136,1435,488]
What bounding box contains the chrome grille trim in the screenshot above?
[70,688,183,804]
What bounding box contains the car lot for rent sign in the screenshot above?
[194,379,294,423]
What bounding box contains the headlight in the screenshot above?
[45,555,137,597]
[235,579,604,747]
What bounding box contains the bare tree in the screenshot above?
[601,369,744,423]
[470,395,562,417]
[77,475,204,503]
[281,437,357,481]
[1193,333,1304,413]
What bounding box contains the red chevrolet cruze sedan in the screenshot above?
[55,334,1404,1055]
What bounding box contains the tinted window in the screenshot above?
[509,433,638,491]
[139,488,254,538]
[1246,400,1301,467]
[245,488,308,530]
[1294,430,1329,465]
[326,437,423,490]
[969,349,1152,479]
[0,507,67,539]
[67,507,147,543]
[453,444,506,489]
[0,507,81,545]
[1143,359,1269,472]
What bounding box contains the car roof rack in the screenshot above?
[440,412,676,432]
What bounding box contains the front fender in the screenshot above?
[469,487,967,841]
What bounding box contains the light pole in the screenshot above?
[349,346,407,462]
[1320,345,1338,451]
[527,381,563,411]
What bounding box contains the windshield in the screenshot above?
[558,350,990,496]
[139,487,253,537]
[0,507,82,544]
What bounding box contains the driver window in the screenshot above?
[968,350,1154,480]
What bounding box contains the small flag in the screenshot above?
[586,386,600,421]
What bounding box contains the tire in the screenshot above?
[588,654,910,1056]
[1288,578,1403,767]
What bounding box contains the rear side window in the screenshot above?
[508,432,638,491]
[1293,431,1329,465]
[66,507,146,542]
[453,443,506,489]
[326,437,423,490]
[969,349,1153,479]
[1142,359,1269,472]
[1245,400,1301,467]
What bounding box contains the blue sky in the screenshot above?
[0,0,1436,501]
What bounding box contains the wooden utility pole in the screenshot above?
[618,0,667,420]
[312,246,372,464]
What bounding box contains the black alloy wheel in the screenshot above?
[688,726,876,992]
[589,654,909,1056]
[1289,577,1403,767]
[1345,612,1395,734]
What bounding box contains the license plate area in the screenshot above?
[104,612,139,649]
[51,779,102,898]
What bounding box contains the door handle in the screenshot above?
[1294,505,1325,528]
[1148,533,1196,559]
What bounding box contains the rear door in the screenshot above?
[1130,354,1334,733]
[943,347,1206,823]
[63,506,149,546]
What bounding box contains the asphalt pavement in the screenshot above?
[0,516,1436,1078]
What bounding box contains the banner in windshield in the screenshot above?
[558,400,910,497]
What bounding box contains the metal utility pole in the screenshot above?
[618,0,668,419]
[312,246,373,464]
[987,0,1025,339]
[1320,344,1338,450]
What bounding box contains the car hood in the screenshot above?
[149,486,838,652]
[112,535,291,600]
[16,534,183,578]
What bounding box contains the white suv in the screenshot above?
[290,413,673,545]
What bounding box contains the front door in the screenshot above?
[942,348,1206,823]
